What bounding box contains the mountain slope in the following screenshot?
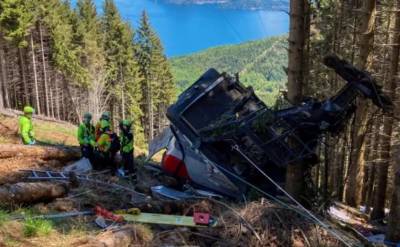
[170,35,288,105]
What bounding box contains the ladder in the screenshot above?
[21,169,148,202]
[22,169,89,181]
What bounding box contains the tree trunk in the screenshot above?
[30,33,41,115]
[363,118,379,213]
[148,79,154,141]
[387,169,400,242]
[371,0,400,221]
[18,47,29,106]
[63,79,81,123]
[0,41,9,108]
[0,182,68,205]
[344,0,376,207]
[39,22,50,116]
[285,0,308,201]
[0,144,80,160]
[0,45,4,109]
[386,0,400,241]
[49,75,55,118]
[364,163,375,214]
[120,64,126,120]
[323,136,329,200]
[55,73,61,120]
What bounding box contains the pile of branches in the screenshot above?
[151,200,348,247]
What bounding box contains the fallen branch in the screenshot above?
[0,144,80,160]
[12,211,92,220]
[0,182,68,205]
[333,201,369,221]
[327,214,371,246]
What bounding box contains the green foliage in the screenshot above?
[170,35,288,106]
[102,0,144,145]
[0,0,35,47]
[75,0,104,72]
[103,0,124,83]
[23,218,53,237]
[45,0,88,85]
[136,11,176,140]
[0,209,9,226]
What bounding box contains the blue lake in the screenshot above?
[73,0,289,57]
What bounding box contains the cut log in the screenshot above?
[75,225,153,247]
[0,144,80,161]
[0,182,68,205]
[333,201,368,221]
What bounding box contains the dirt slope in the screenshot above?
[0,113,79,185]
[0,113,77,146]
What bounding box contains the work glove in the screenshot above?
[117,168,125,177]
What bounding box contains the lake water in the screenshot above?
[75,0,289,57]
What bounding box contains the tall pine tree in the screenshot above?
[136,11,175,142]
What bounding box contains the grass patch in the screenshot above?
[0,209,9,226]
[3,237,20,247]
[12,207,38,218]
[4,238,21,247]
[23,218,53,237]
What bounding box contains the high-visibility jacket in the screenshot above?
[95,119,111,141]
[120,132,133,154]
[97,131,120,153]
[77,123,95,146]
[19,115,34,144]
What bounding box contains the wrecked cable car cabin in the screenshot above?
[155,55,392,200]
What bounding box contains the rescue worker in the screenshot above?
[119,120,135,178]
[95,120,120,173]
[19,106,35,145]
[77,113,95,160]
[95,111,111,141]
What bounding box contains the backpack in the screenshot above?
[109,133,121,153]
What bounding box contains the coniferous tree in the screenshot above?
[386,0,400,242]
[46,0,87,121]
[0,0,34,47]
[135,11,175,142]
[102,0,123,126]
[136,11,157,141]
[117,22,144,146]
[285,0,309,202]
[74,0,106,120]
[0,0,161,143]
[344,0,377,208]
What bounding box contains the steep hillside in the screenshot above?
[0,113,77,146]
[170,35,288,105]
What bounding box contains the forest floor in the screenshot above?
[0,113,369,247]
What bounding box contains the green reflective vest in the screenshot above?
[19,115,34,144]
[120,132,133,153]
[77,123,95,146]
